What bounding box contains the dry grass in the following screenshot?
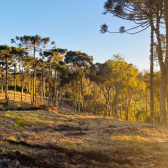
[0,98,168,167]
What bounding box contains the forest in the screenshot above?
[0,41,161,123]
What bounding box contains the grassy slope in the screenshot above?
[0,108,168,167]
[0,92,168,167]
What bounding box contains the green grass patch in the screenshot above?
[61,141,78,149]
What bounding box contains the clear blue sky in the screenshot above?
[0,0,152,71]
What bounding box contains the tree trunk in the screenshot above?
[59,88,62,109]
[146,93,148,120]
[126,97,132,121]
[91,103,94,114]
[43,77,46,105]
[120,92,123,119]
[74,101,76,112]
[21,80,23,102]
[5,58,8,100]
[112,89,114,116]
[14,66,16,100]
[33,43,36,103]
[115,86,119,117]
[160,74,167,125]
[48,63,51,105]
[41,68,44,104]
[54,69,58,107]
[150,18,154,123]
[104,102,108,117]
[80,77,86,113]
[125,97,128,120]
[1,75,3,94]
[108,90,110,116]
[78,86,81,113]
[41,75,43,103]
[35,69,37,104]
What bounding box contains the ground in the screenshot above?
[0,96,168,167]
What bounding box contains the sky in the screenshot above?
[0,0,153,71]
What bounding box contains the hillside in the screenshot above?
[0,102,167,168]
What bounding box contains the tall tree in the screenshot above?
[41,48,67,105]
[64,51,93,113]
[0,45,27,100]
[11,35,55,104]
[101,0,161,123]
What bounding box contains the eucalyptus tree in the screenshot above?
[64,51,93,113]
[101,0,158,122]
[11,35,55,104]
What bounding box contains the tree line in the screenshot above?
[0,36,163,123]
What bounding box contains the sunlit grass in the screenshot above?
[110,135,150,142]
[0,102,168,168]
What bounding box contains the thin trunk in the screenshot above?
[91,103,94,114]
[14,66,16,100]
[21,80,23,102]
[43,77,46,105]
[104,102,108,117]
[41,68,44,104]
[150,18,154,123]
[100,89,101,112]
[115,86,119,117]
[126,97,132,121]
[80,77,86,113]
[134,100,136,121]
[41,75,43,103]
[155,99,157,118]
[1,75,3,94]
[59,88,62,109]
[54,69,58,106]
[146,93,148,120]
[48,63,51,105]
[112,89,114,116]
[74,101,76,112]
[108,90,110,116]
[5,58,8,100]
[78,86,81,112]
[125,97,128,120]
[25,84,28,101]
[35,69,37,104]
[120,92,123,119]
[33,44,36,103]
[21,64,23,102]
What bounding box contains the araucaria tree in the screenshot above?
[11,35,55,104]
[0,45,27,100]
[101,0,168,125]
